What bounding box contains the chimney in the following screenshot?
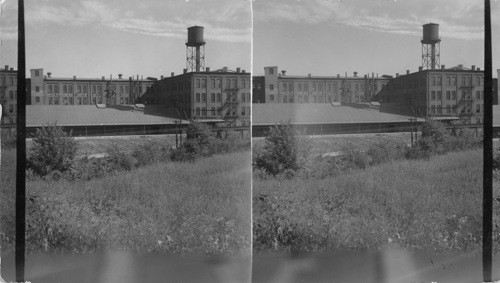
[441,65,445,70]
[4,65,8,70]
[471,65,476,71]
[73,76,76,80]
[161,75,164,80]
[354,71,358,77]
[102,76,105,80]
[419,66,423,72]
[337,74,340,78]
[458,64,463,70]
[364,74,367,79]
[47,72,52,78]
[118,74,123,79]
[237,67,241,73]
[206,67,210,72]
[308,74,311,78]
[10,68,14,71]
[406,70,410,75]
[171,72,175,77]
[242,70,246,73]
[477,67,481,71]
[183,69,187,74]
[396,73,399,77]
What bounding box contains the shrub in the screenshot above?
[132,140,171,167]
[27,123,78,176]
[254,122,310,175]
[106,145,137,171]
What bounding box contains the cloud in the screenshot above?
[23,0,251,43]
[254,0,484,40]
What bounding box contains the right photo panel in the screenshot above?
[251,0,495,282]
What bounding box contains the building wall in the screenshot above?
[146,70,251,127]
[30,68,154,106]
[380,68,484,123]
[252,76,265,103]
[0,66,18,125]
[264,67,278,103]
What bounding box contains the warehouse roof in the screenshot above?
[26,105,187,127]
[252,103,425,126]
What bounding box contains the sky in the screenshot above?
[0,0,252,78]
[253,0,500,77]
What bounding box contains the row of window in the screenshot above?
[194,78,250,89]
[194,106,250,117]
[42,84,131,95]
[430,90,484,101]
[429,104,482,114]
[430,75,483,87]
[0,76,16,86]
[195,92,251,103]
[34,96,129,105]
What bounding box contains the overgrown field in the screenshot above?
[2,150,251,256]
[253,149,485,253]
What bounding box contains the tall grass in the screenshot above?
[20,151,251,256]
[253,150,482,253]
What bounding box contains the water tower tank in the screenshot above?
[187,26,205,46]
[422,23,440,43]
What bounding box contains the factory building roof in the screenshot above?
[252,103,425,126]
[26,105,186,127]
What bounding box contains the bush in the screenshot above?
[254,122,310,175]
[27,123,78,176]
[106,144,137,171]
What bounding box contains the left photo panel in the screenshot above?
[0,0,252,282]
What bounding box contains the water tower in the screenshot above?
[186,26,206,72]
[421,23,441,70]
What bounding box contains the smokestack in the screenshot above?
[406,70,410,75]
[10,68,14,71]
[472,65,476,71]
[183,69,187,74]
[242,70,246,73]
[419,66,423,72]
[4,65,8,70]
[237,67,241,73]
[441,65,445,70]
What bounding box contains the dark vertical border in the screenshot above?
[483,0,493,282]
[15,0,26,281]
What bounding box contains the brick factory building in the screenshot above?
[141,67,251,127]
[0,65,19,125]
[29,68,155,107]
[256,66,390,104]
[377,65,485,124]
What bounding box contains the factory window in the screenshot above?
[54,98,59,105]
[304,95,309,103]
[77,85,82,93]
[69,85,73,94]
[241,107,245,116]
[9,104,13,113]
[431,77,436,86]
[298,83,302,92]
[69,97,73,105]
[269,68,274,75]
[283,96,287,103]
[8,91,13,100]
[211,79,216,89]
[318,83,322,92]
[269,84,274,91]
[242,79,246,89]
[355,84,359,92]
[312,84,317,92]
[202,93,206,102]
[241,93,245,102]
[202,107,207,117]
[476,91,481,100]
[446,77,451,86]
[125,86,129,94]
[217,79,221,88]
[437,91,442,100]
[211,93,215,103]
[10,77,15,86]
[226,79,231,88]
[476,77,481,86]
[467,77,471,86]
[247,107,250,116]
[48,85,53,93]
[431,91,435,100]
[283,83,287,92]
[452,91,456,100]
[83,85,87,94]
[83,97,88,105]
[431,105,435,114]
[196,107,200,117]
[77,98,81,105]
[437,105,442,114]
[217,93,221,102]
[327,95,332,103]
[55,85,59,94]
[63,97,67,104]
[211,107,216,116]
[446,91,451,100]
[451,77,456,86]
[447,105,451,113]
[461,77,466,86]
[289,83,293,92]
[48,97,53,105]
[196,93,200,103]
[327,83,331,93]
[476,104,481,113]
[120,97,124,104]
[270,95,274,101]
[246,93,250,102]
[35,70,40,77]
[91,97,96,104]
[289,96,293,103]
[436,77,442,86]
[196,79,200,88]
[35,97,40,103]
[232,78,237,88]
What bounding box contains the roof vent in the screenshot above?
[4,65,8,70]
[441,65,445,69]
[353,71,358,77]
[47,72,52,78]
[73,76,76,80]
[236,67,241,73]
[118,74,123,79]
[308,74,311,78]
[206,67,210,72]
[281,70,286,76]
